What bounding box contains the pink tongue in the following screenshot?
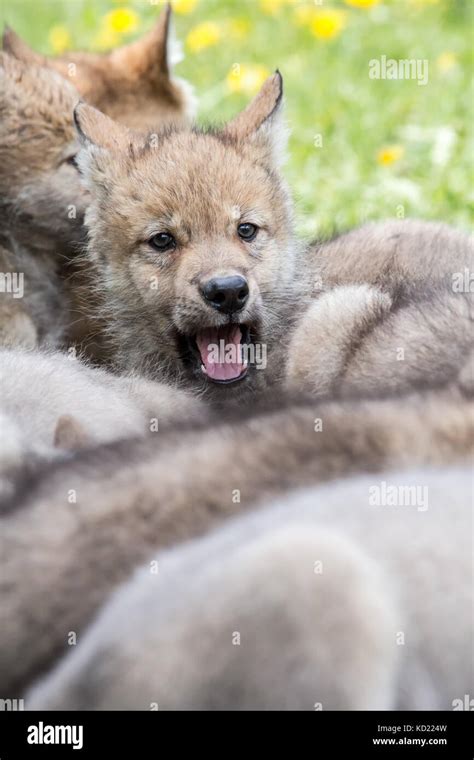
[196,325,245,381]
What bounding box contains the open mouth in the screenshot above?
[186,324,251,384]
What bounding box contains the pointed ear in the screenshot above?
[2,25,45,65]
[73,101,144,151]
[224,71,287,166]
[110,3,172,79]
[73,102,148,193]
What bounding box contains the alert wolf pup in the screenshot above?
[73,72,306,401]
[73,70,472,402]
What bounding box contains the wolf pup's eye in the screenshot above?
[149,233,176,252]
[237,223,258,242]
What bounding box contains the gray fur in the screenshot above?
[0,347,206,499]
[288,220,473,397]
[27,466,473,710]
[0,382,471,696]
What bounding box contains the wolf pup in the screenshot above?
[73,73,306,400]
[3,4,195,130]
[1,6,194,349]
[73,72,472,402]
[0,52,86,347]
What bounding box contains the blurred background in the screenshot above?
[0,0,472,237]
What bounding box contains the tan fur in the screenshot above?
[2,5,194,130]
[0,52,105,350]
[0,5,194,348]
[73,73,304,400]
[0,53,86,348]
[73,74,472,402]
[0,52,85,255]
[0,381,472,694]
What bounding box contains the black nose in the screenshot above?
[200,275,249,314]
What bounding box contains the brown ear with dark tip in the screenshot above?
[2,25,45,65]
[223,71,287,167]
[225,71,283,140]
[110,2,172,79]
[74,101,145,151]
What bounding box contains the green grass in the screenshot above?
[1,0,472,237]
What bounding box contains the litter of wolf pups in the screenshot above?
[0,0,472,729]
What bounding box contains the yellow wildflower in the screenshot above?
[310,10,347,40]
[227,63,271,96]
[186,22,221,53]
[103,8,139,36]
[174,0,198,14]
[436,52,458,73]
[48,25,71,54]
[345,0,380,8]
[228,18,252,40]
[377,145,405,166]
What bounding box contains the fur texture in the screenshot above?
[74,74,472,402]
[0,382,472,695]
[287,221,473,397]
[0,242,71,350]
[0,347,206,499]
[0,52,86,348]
[2,4,195,129]
[0,52,86,256]
[0,6,194,350]
[26,466,473,710]
[73,73,305,401]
